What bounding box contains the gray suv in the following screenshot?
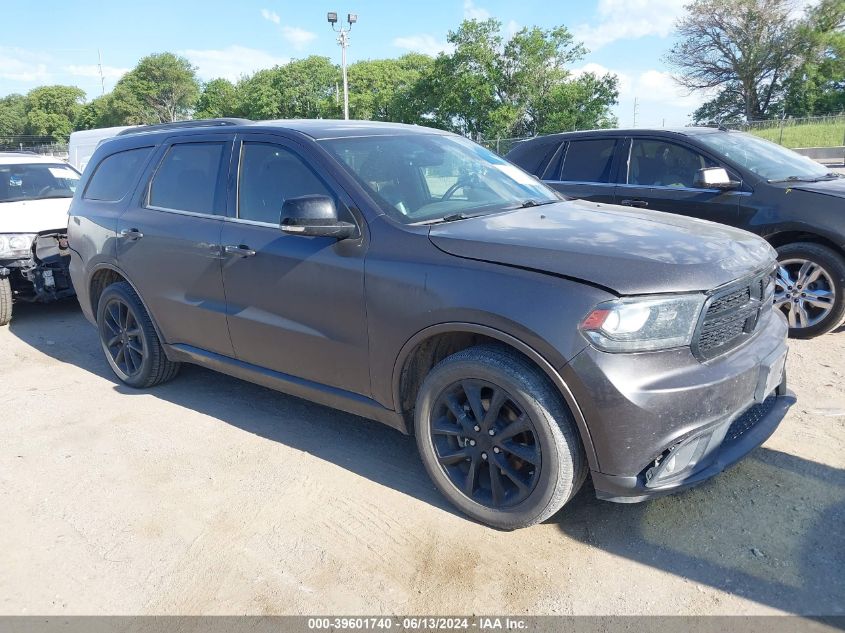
[67,119,794,529]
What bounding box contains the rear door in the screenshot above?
[117,133,234,356]
[542,137,622,203]
[615,136,742,226]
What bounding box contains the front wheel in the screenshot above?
[414,345,587,530]
[775,242,845,338]
[0,276,12,326]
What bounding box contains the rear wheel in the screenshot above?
[775,242,845,338]
[414,345,587,530]
[0,276,11,326]
[96,281,180,388]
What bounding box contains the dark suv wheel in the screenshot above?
[414,345,587,530]
[96,281,180,388]
[775,242,845,338]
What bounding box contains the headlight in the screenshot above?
[579,294,706,352]
[0,233,36,259]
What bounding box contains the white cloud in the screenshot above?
[463,0,490,20]
[261,8,280,24]
[66,64,129,80]
[393,34,453,56]
[505,20,521,37]
[574,0,686,50]
[182,45,288,82]
[0,47,51,82]
[280,26,317,50]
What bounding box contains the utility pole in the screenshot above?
[97,49,105,95]
[633,96,639,128]
[327,12,357,120]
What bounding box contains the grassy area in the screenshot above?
[747,120,845,148]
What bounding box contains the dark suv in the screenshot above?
[68,119,793,529]
[507,128,845,338]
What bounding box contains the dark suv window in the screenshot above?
[629,139,716,188]
[238,142,334,224]
[558,139,618,183]
[148,142,225,215]
[84,147,152,202]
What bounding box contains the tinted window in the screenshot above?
[149,143,225,215]
[559,139,618,183]
[84,148,151,202]
[238,143,335,224]
[629,139,716,188]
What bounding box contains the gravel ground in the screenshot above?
[0,300,843,616]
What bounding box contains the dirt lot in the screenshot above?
[0,300,843,616]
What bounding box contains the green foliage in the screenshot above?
[422,19,617,139]
[748,118,845,148]
[234,56,339,120]
[195,79,238,119]
[24,85,86,141]
[347,54,434,123]
[109,52,201,124]
[0,94,27,137]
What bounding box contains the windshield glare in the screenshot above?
[697,131,829,182]
[0,163,80,203]
[319,134,558,223]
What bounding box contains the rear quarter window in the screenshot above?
[84,147,153,202]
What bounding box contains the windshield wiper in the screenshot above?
[769,173,843,183]
[517,199,556,208]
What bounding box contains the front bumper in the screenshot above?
[562,308,793,502]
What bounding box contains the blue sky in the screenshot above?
[1,0,707,128]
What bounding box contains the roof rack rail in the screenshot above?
[116,118,252,136]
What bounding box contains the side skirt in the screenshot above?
[164,343,408,433]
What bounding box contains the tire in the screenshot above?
[96,281,180,388]
[775,242,845,338]
[414,344,587,530]
[0,276,11,326]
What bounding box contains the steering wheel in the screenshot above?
[37,185,60,197]
[441,175,477,201]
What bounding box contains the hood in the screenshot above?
[428,199,775,295]
[0,198,72,234]
[787,177,845,199]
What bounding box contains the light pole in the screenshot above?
[327,11,356,120]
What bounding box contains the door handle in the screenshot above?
[224,244,257,258]
[119,228,144,240]
[620,199,649,208]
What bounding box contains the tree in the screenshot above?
[74,93,125,130]
[782,0,845,116]
[0,94,27,138]
[668,0,808,122]
[109,52,201,124]
[421,19,617,139]
[24,85,86,141]
[347,54,434,122]
[195,79,239,119]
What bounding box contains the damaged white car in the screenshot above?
[0,152,78,325]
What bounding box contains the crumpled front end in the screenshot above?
[1,230,75,304]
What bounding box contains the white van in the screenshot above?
[68,125,135,172]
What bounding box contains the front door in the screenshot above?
[220,134,370,396]
[117,135,233,356]
[614,137,742,226]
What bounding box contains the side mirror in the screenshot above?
[694,167,740,190]
[280,195,358,240]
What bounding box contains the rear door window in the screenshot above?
[148,142,226,215]
[558,138,618,183]
[84,147,152,202]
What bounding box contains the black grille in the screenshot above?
[724,396,777,446]
[694,270,774,360]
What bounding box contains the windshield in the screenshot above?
[696,131,830,182]
[319,134,559,224]
[0,162,80,203]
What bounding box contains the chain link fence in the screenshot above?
[722,114,845,149]
[0,135,70,159]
